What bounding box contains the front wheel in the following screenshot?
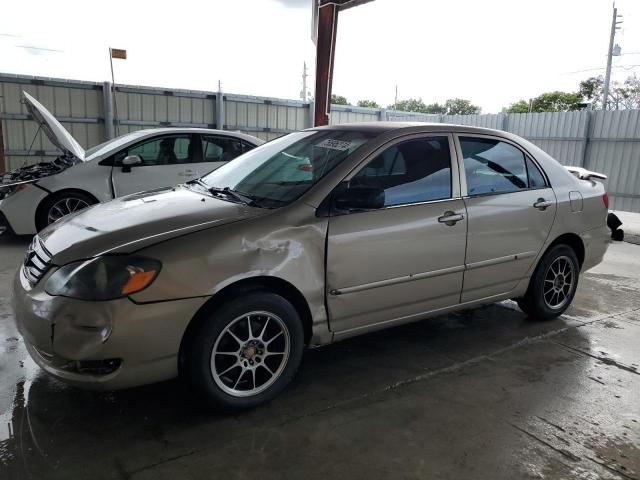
[187,292,304,410]
[517,244,580,321]
[36,191,96,231]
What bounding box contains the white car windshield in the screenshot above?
[199,130,374,207]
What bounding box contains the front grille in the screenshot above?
[23,236,52,285]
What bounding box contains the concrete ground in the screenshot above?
[0,235,639,480]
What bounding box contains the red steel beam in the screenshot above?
[314,2,339,127]
[0,116,5,174]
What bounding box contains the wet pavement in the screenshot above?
[1,235,639,480]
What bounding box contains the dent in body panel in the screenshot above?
[131,205,331,344]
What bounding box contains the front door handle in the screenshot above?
[438,211,465,226]
[533,198,552,210]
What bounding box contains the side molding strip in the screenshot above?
[330,251,537,296]
[465,251,537,270]
[331,264,466,296]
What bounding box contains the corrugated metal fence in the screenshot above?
[1,73,639,212]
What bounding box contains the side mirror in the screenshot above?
[334,184,385,211]
[121,155,142,173]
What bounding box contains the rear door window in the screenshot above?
[460,137,529,196]
[201,135,245,163]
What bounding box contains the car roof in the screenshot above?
[131,127,264,144]
[309,121,506,137]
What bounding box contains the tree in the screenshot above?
[390,98,429,113]
[506,91,582,113]
[390,98,447,114]
[425,102,447,114]
[445,98,481,115]
[390,97,480,115]
[579,76,603,108]
[357,99,380,108]
[506,100,530,113]
[621,75,640,109]
[331,94,349,105]
[534,91,582,112]
[579,75,640,110]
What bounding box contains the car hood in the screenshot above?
[22,91,86,161]
[39,186,268,265]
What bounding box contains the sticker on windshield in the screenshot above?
[315,139,352,151]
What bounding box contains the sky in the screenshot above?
[1,0,639,113]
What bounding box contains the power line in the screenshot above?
[563,64,640,75]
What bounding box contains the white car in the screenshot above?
[0,91,264,235]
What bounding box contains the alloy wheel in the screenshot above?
[543,255,575,310]
[47,197,90,224]
[210,311,290,397]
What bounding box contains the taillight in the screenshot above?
[602,192,609,209]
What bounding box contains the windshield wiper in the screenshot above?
[207,185,261,207]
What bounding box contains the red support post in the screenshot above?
[314,1,339,127]
[0,116,5,174]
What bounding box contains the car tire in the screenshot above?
[516,244,580,321]
[36,191,97,231]
[187,292,304,410]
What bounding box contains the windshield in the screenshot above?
[200,130,374,207]
[84,130,152,161]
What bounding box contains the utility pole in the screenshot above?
[300,62,308,101]
[216,80,225,130]
[108,48,127,136]
[394,85,398,110]
[603,4,622,110]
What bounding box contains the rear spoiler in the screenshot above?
[565,166,607,181]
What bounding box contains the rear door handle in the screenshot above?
[533,198,552,210]
[438,211,465,226]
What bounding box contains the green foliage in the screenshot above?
[445,98,481,115]
[507,91,583,113]
[425,103,447,114]
[534,91,582,112]
[580,75,640,110]
[506,100,530,113]
[390,98,478,115]
[390,98,430,113]
[331,94,349,105]
[357,99,380,108]
[579,76,603,105]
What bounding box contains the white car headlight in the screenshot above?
[0,182,32,200]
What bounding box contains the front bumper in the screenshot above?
[0,184,46,235]
[12,268,208,390]
[0,210,15,235]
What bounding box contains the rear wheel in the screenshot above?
[36,191,97,231]
[187,292,304,410]
[517,244,580,320]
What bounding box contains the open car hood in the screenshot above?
[22,91,85,161]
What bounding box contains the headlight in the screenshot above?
[45,255,161,301]
[0,182,32,200]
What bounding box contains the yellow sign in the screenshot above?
[110,48,127,60]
